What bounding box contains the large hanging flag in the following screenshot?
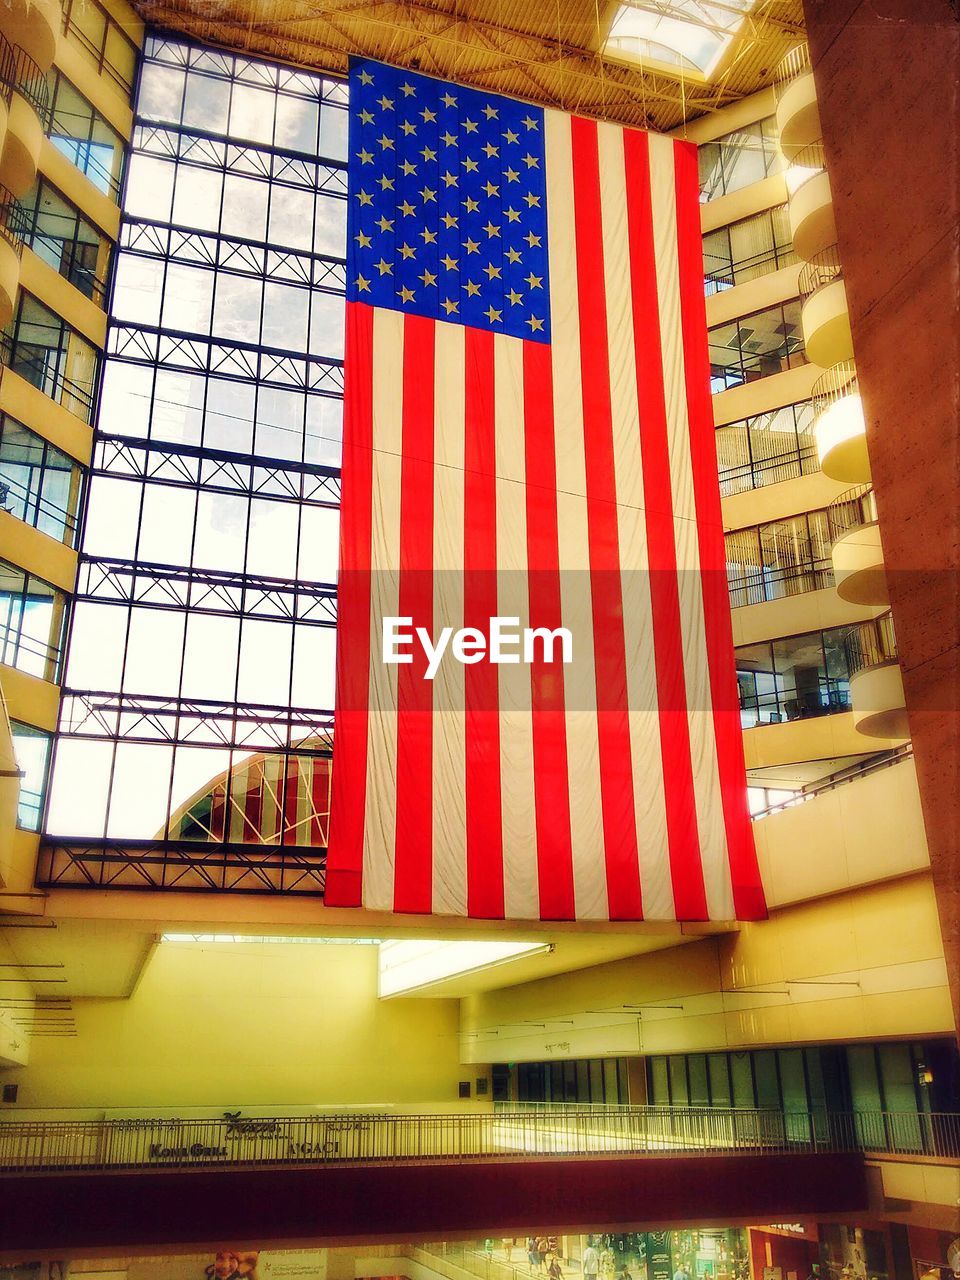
[324,57,766,922]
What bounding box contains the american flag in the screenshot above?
[324,58,766,922]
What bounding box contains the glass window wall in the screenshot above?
[697,117,783,201]
[709,299,806,392]
[703,205,796,295]
[1,292,99,423]
[19,178,111,305]
[725,508,833,608]
[61,0,139,97]
[11,720,52,831]
[0,559,67,681]
[736,624,856,727]
[0,415,83,544]
[47,69,126,198]
[715,400,817,495]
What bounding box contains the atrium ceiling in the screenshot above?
[132,0,805,132]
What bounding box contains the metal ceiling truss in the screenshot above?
[92,434,342,509]
[36,837,327,894]
[74,555,338,625]
[57,690,335,753]
[120,219,348,296]
[108,322,345,397]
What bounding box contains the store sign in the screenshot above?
[127,1113,372,1164]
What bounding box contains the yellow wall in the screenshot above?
[460,874,952,1064]
[3,940,482,1115]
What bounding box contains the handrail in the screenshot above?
[827,483,877,542]
[785,140,826,195]
[799,243,843,303]
[844,611,898,677]
[750,744,913,818]
[773,41,810,89]
[0,1105,957,1173]
[0,44,53,130]
[812,360,858,417]
[0,188,30,255]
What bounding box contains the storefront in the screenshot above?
[749,1226,820,1280]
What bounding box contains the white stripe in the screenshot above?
[648,134,735,920]
[597,121,675,921]
[432,320,468,916]
[362,307,404,913]
[544,108,606,921]
[494,331,539,921]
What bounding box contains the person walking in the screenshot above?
[583,1242,600,1280]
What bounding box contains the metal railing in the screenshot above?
[0,45,53,130]
[785,140,826,194]
[844,611,898,676]
[0,1105,957,1174]
[799,243,843,303]
[773,42,810,90]
[0,187,29,256]
[812,360,859,418]
[751,744,913,819]
[828,484,878,543]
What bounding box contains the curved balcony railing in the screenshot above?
[799,243,843,303]
[0,1105,958,1172]
[773,41,810,91]
[813,360,858,417]
[0,186,29,254]
[0,44,53,130]
[828,483,877,543]
[844,611,898,677]
[785,139,826,196]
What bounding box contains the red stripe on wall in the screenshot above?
[622,127,708,921]
[325,302,374,906]
[569,115,643,921]
[463,326,505,918]
[672,139,766,921]
[393,312,436,914]
[523,338,575,919]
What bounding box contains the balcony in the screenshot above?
[845,612,909,739]
[774,44,821,160]
[799,245,853,367]
[0,185,27,326]
[828,485,887,605]
[812,361,871,483]
[0,0,60,74]
[786,142,836,260]
[0,43,52,197]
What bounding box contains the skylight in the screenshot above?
[603,0,756,78]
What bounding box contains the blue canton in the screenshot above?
[346,58,550,343]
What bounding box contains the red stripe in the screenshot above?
[242,763,264,843]
[523,339,575,919]
[570,115,643,921]
[281,755,299,843]
[210,783,225,842]
[673,139,766,921]
[463,327,504,918]
[622,128,708,921]
[393,312,435,913]
[325,302,374,905]
[310,757,328,848]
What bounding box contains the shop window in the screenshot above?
[0,416,82,545]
